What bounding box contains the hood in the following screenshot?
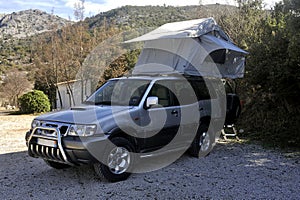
[36,105,130,124]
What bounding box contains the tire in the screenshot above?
[93,137,135,182]
[44,160,71,169]
[189,125,213,158]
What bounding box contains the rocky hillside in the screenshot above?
[0,4,236,73]
[0,9,71,39]
[86,4,236,28]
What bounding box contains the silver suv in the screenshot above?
[26,74,229,182]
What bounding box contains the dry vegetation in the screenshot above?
[0,109,35,154]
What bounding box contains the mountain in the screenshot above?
[0,5,237,73]
[0,9,71,39]
[85,4,237,29]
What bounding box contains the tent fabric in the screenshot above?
[201,35,248,54]
[125,18,248,79]
[125,18,230,42]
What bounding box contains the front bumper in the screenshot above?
[26,128,109,166]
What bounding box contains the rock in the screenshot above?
[0,9,71,39]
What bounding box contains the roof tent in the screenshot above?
[125,18,248,79]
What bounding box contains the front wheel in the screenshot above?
[189,125,213,158]
[93,137,135,182]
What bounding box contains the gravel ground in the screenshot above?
[0,113,299,199]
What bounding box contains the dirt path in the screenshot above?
[0,113,299,199]
[0,112,35,154]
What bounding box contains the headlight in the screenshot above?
[68,124,97,137]
[31,120,41,129]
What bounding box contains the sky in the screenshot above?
[0,0,282,20]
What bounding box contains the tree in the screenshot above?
[74,0,85,21]
[0,69,32,106]
[218,0,265,48]
[99,49,141,86]
[235,0,300,147]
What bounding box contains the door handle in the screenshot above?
[199,107,204,111]
[171,110,178,116]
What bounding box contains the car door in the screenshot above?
[139,80,181,150]
[172,80,201,146]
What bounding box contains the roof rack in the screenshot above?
[125,72,214,81]
[127,72,184,77]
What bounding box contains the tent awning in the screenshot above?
[124,18,248,79]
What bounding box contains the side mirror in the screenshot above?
[146,96,158,108]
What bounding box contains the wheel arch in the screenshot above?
[107,127,139,152]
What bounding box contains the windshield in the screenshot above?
[85,79,150,106]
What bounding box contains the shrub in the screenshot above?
[18,90,51,114]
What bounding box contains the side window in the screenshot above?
[148,81,176,107]
[173,81,196,105]
[129,84,149,106]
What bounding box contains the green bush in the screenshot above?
[18,90,51,114]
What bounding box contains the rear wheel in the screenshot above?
[94,137,135,182]
[44,160,71,169]
[189,125,213,158]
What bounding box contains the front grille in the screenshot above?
[29,143,65,162]
[34,122,70,137]
[59,126,69,135]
